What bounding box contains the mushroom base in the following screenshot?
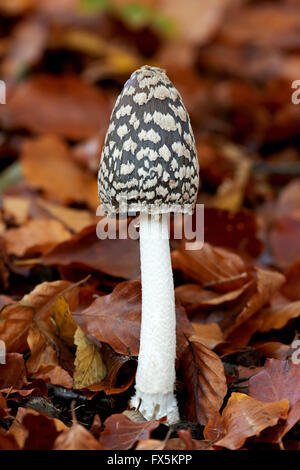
[131,390,179,424]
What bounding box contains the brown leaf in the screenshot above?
[41,225,140,280]
[0,428,19,450]
[1,75,110,140]
[190,323,224,349]
[54,422,103,450]
[253,301,300,333]
[26,324,73,389]
[21,279,79,323]
[180,339,227,425]
[21,135,99,209]
[8,407,64,450]
[254,342,291,361]
[136,439,165,450]
[0,352,27,390]
[172,243,250,293]
[176,428,212,450]
[282,259,300,301]
[0,392,8,418]
[0,303,34,352]
[203,412,224,442]
[73,280,191,356]
[249,359,300,436]
[175,283,248,313]
[99,413,160,450]
[224,268,285,341]
[270,215,300,269]
[215,393,289,450]
[36,199,97,233]
[2,196,30,225]
[204,208,263,258]
[0,295,12,310]
[87,344,136,395]
[3,218,71,256]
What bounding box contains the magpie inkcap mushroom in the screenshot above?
[98,65,199,423]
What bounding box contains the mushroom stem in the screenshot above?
[131,212,179,424]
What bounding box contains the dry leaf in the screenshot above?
[180,339,227,425]
[249,359,300,437]
[172,243,250,293]
[54,422,103,450]
[3,218,71,256]
[36,199,97,233]
[41,225,140,280]
[99,413,160,450]
[215,393,289,450]
[1,75,110,140]
[190,323,224,349]
[26,324,73,389]
[21,135,99,209]
[0,352,27,390]
[53,296,78,347]
[0,303,34,352]
[8,407,64,450]
[73,280,191,356]
[2,196,30,225]
[73,327,107,389]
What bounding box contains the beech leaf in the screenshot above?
[73,327,107,389]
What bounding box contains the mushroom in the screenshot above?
[98,66,199,423]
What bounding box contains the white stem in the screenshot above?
[130,212,179,424]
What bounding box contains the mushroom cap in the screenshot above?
[98,65,199,216]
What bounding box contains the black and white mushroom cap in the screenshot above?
[98,65,199,216]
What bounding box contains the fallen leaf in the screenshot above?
[21,279,79,324]
[180,339,227,425]
[41,225,140,280]
[2,196,30,225]
[203,412,224,442]
[1,75,110,140]
[0,392,8,418]
[136,439,165,450]
[224,268,285,341]
[203,208,263,258]
[3,218,71,256]
[0,428,19,450]
[282,259,300,301]
[215,393,289,450]
[53,296,78,347]
[99,413,160,450]
[73,280,191,356]
[190,323,224,349]
[73,326,107,389]
[253,301,300,333]
[172,243,250,293]
[270,215,300,269]
[0,303,34,352]
[249,359,300,437]
[36,199,97,233]
[8,407,64,450]
[0,352,27,390]
[26,324,73,389]
[87,343,136,395]
[253,341,291,361]
[54,422,103,450]
[21,135,99,209]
